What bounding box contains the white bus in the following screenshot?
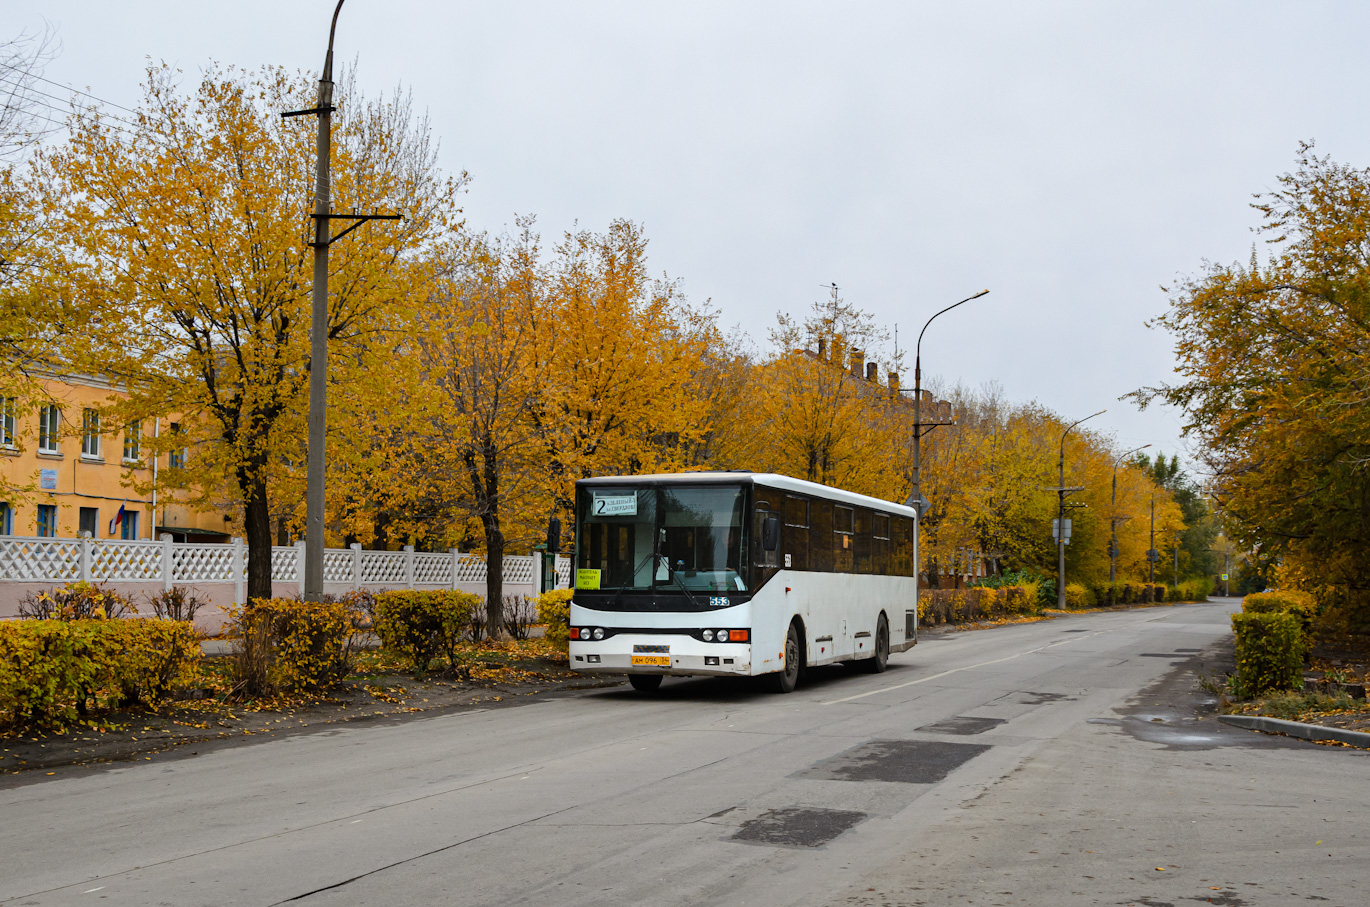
[568,472,919,693]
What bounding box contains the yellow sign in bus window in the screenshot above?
[576,568,601,590]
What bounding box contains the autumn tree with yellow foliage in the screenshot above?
[1139,143,1370,626]
[31,64,463,599]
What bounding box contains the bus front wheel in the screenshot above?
[860,614,889,673]
[767,621,803,693]
[628,674,663,692]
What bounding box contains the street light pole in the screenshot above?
[1109,444,1149,604]
[1056,409,1105,608]
[302,0,346,599]
[905,289,989,512]
[283,1,400,599]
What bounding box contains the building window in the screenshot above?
[1,397,15,448]
[79,506,99,537]
[37,504,57,537]
[123,421,141,462]
[168,422,186,469]
[37,404,60,454]
[119,509,140,540]
[81,409,101,458]
[0,502,13,535]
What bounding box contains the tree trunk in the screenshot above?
[240,464,274,602]
[484,518,504,640]
[481,441,505,640]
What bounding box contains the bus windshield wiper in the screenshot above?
[661,555,704,610]
[605,552,658,610]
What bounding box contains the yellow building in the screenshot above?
[0,373,231,542]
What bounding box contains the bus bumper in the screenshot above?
[570,635,753,677]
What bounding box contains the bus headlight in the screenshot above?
[717,629,730,642]
[702,629,714,641]
[592,627,605,640]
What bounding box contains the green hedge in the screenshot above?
[0,619,201,730]
[1231,611,1305,698]
[373,590,482,676]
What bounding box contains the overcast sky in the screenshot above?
[8,1,1368,474]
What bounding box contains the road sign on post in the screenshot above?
[1052,518,1072,543]
[1146,548,1160,563]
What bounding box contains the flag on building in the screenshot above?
[109,502,127,536]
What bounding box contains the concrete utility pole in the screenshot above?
[904,289,988,514]
[1172,527,1179,587]
[283,0,400,599]
[1148,494,1155,593]
[1053,410,1105,608]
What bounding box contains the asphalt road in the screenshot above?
[3,600,1366,907]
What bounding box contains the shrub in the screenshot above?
[148,586,207,624]
[1036,578,1057,607]
[18,582,137,620]
[227,597,362,696]
[536,589,573,649]
[1243,590,1317,635]
[503,594,538,640]
[1064,583,1091,609]
[0,619,200,730]
[1169,578,1212,603]
[1231,611,1305,698]
[1003,584,1037,615]
[340,589,378,628]
[373,590,481,676]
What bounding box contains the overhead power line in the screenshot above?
[0,61,142,117]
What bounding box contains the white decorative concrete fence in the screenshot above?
[0,535,571,624]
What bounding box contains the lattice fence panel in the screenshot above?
[503,555,534,585]
[0,537,81,582]
[413,553,451,585]
[323,551,353,583]
[360,551,406,585]
[556,556,572,588]
[90,541,162,581]
[454,554,486,584]
[271,547,298,582]
[172,545,235,583]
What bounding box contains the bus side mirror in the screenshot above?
[762,516,780,551]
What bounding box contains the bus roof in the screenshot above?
[575,472,918,520]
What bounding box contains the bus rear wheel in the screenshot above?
[767,621,802,693]
[860,614,889,673]
[628,674,663,692]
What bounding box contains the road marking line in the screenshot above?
[823,627,1121,704]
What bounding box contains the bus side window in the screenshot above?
[834,506,854,573]
[811,502,833,572]
[892,516,913,576]
[854,507,873,574]
[873,513,891,575]
[783,495,809,571]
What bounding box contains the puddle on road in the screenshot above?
[1096,645,1311,751]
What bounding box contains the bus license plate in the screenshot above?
[632,655,670,666]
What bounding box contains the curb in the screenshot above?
[1218,714,1370,748]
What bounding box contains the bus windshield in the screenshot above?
[577,484,747,594]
